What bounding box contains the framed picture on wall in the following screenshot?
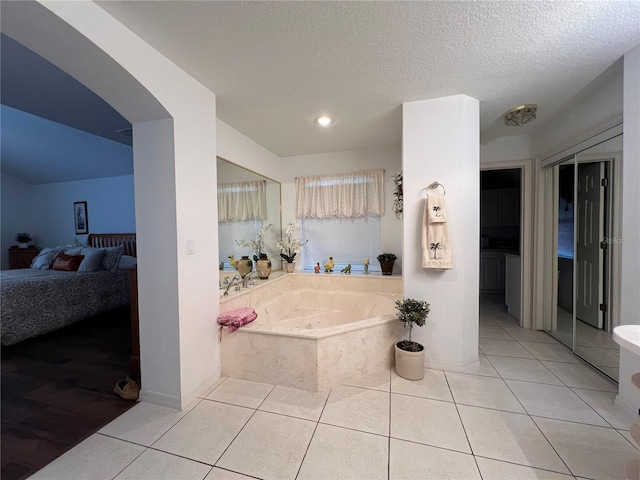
[74,201,89,234]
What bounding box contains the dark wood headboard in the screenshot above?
[87,233,137,258]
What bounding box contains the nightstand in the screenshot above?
[8,247,39,269]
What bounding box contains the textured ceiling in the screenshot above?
[94,0,640,156]
[1,0,639,173]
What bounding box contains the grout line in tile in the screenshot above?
[497,360,619,431]
[106,438,147,480]
[255,383,277,410]
[528,415,579,477]
[390,390,454,405]
[200,397,263,411]
[294,387,333,480]
[252,407,319,423]
[211,407,260,467]
[538,364,618,393]
[444,368,475,456]
[527,412,615,429]
[146,445,216,468]
[450,400,531,417]
[536,357,570,387]
[530,414,622,432]
[97,432,154,450]
[210,465,264,479]
[148,399,214,449]
[196,376,229,399]
[389,434,475,457]
[317,420,390,440]
[472,454,577,478]
[475,351,535,360]
[483,353,568,387]
[342,382,390,393]
[474,455,485,480]
[565,386,626,430]
[616,429,640,452]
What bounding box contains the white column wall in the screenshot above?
[402,95,480,371]
[133,119,181,403]
[35,1,219,408]
[617,43,640,414]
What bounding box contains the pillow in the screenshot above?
[63,246,84,255]
[78,247,106,272]
[52,252,85,272]
[118,255,137,269]
[31,248,62,270]
[101,245,124,273]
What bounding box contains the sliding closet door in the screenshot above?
[544,134,622,381]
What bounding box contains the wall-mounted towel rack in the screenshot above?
[426,181,446,195]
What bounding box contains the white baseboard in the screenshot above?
[425,355,479,373]
[139,389,182,410]
[139,372,221,410]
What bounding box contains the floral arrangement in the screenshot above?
[235,224,272,261]
[391,172,403,219]
[276,223,308,263]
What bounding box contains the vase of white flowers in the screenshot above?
[277,223,308,273]
[235,224,272,262]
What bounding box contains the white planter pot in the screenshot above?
[394,342,425,380]
[18,243,28,249]
[285,262,296,273]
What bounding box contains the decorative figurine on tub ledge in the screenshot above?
[363,258,370,275]
[324,257,334,273]
[314,262,321,273]
[341,264,351,274]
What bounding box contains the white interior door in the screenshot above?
[575,162,604,328]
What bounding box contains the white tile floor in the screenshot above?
[29,299,639,480]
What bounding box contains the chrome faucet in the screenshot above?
[242,271,258,288]
[223,274,242,296]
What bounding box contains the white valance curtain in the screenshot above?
[296,169,385,219]
[218,180,266,222]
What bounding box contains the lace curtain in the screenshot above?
[296,169,385,219]
[218,180,266,222]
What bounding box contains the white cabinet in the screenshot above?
[504,253,521,321]
[480,252,505,293]
[481,188,520,227]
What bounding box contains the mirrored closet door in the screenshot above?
[544,134,623,381]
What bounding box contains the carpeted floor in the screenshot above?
[1,307,138,480]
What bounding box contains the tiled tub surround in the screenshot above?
[220,274,403,391]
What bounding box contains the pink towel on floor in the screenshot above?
[217,307,257,333]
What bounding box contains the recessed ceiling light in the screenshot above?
[314,115,334,127]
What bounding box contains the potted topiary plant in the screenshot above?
[394,298,430,380]
[376,252,397,275]
[15,232,32,248]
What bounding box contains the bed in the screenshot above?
[1,233,136,346]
